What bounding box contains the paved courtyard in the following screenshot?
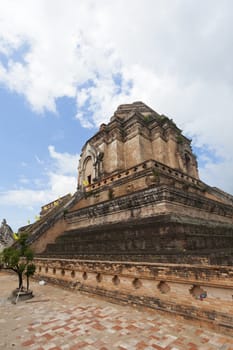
[0,272,232,350]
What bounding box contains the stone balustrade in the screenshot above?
[34,258,233,335]
[84,159,203,193]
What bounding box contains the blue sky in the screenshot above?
[0,0,233,231]
[0,87,95,230]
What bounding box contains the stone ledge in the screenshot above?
[34,257,233,336]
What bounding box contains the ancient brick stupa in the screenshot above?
[25,102,233,333]
[28,101,233,264]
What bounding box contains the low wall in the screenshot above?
[34,258,233,336]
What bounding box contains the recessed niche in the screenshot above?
[96,273,103,283]
[83,272,88,280]
[45,267,48,273]
[71,270,75,278]
[112,275,120,286]
[132,278,142,289]
[53,268,56,275]
[157,281,170,294]
[39,266,42,272]
[61,269,65,276]
[190,285,207,300]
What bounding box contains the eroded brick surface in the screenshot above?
[0,273,232,350]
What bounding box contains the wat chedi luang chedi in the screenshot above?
[23,102,233,334]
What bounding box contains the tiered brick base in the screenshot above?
[34,258,233,336]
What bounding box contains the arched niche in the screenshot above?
[184,152,192,173]
[78,142,100,189]
[83,156,94,185]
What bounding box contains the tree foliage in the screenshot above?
[0,233,36,291]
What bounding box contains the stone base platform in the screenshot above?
[11,288,34,303]
[1,271,233,349]
[34,258,233,336]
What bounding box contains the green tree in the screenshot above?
[1,233,36,291]
[25,263,36,291]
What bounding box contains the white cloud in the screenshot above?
[35,155,44,165]
[0,145,78,229]
[19,176,30,184]
[0,189,49,207]
[20,161,28,167]
[46,145,79,199]
[0,0,233,194]
[48,145,79,176]
[200,158,233,195]
[47,172,76,199]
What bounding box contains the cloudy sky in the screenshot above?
[0,0,233,231]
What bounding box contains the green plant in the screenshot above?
[143,114,153,122]
[25,263,36,291]
[1,233,35,290]
[157,114,169,123]
[156,115,178,128]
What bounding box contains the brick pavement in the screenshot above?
[0,272,232,350]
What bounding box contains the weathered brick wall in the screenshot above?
[40,214,233,266]
[73,159,233,212]
[34,258,233,335]
[32,183,233,263]
[77,102,200,191]
[68,185,233,230]
[30,217,68,254]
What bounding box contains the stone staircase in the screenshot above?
[24,192,84,246]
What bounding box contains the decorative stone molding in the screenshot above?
[33,258,233,335]
[66,186,233,224]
